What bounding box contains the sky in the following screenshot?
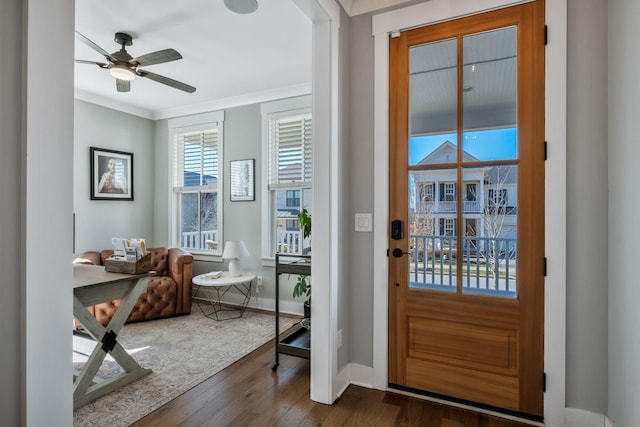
[409,128,517,164]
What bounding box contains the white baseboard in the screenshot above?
[335,364,350,400]
[565,408,616,427]
[348,363,375,389]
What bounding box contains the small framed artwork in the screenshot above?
[90,147,134,201]
[230,159,255,202]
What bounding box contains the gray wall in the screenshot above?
[74,100,156,253]
[347,12,376,367]
[153,118,170,246]
[566,0,608,414]
[206,103,272,301]
[608,0,640,425]
[337,7,352,370]
[0,0,23,424]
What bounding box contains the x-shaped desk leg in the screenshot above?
[73,276,152,408]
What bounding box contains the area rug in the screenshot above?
[73,305,298,426]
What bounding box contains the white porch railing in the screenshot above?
[463,200,481,212]
[419,200,482,213]
[182,230,217,250]
[409,234,517,297]
[277,230,305,255]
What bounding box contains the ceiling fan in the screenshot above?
[75,31,196,94]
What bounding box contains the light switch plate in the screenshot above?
[355,213,373,232]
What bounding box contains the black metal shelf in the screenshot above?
[272,253,311,372]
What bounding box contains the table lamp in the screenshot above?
[222,240,250,277]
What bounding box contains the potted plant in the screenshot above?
[293,208,311,326]
[298,207,312,255]
[293,274,311,328]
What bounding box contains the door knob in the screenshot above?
[392,248,412,258]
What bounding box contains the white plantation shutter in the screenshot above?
[268,114,312,188]
[173,130,219,188]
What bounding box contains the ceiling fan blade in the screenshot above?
[130,48,182,67]
[137,70,196,93]
[75,59,109,69]
[116,79,131,92]
[75,31,113,60]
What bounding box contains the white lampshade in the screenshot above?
[222,240,250,276]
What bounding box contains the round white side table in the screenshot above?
[192,271,255,320]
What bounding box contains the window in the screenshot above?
[419,183,434,201]
[466,183,477,201]
[168,111,224,255]
[488,188,508,213]
[443,218,455,236]
[444,182,456,200]
[261,96,312,260]
[286,190,301,207]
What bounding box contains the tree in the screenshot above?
[469,165,516,284]
[181,192,218,248]
[409,178,436,262]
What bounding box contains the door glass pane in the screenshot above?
[462,166,517,297]
[462,27,517,161]
[408,170,457,292]
[409,38,458,165]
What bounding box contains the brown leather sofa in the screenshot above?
[74,247,193,325]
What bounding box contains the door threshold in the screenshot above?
[387,384,544,426]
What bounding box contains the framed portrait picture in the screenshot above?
[230,159,255,202]
[90,147,134,201]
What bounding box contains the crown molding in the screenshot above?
[338,0,427,16]
[75,83,312,121]
[152,83,312,120]
[74,89,154,119]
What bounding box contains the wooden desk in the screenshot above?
[73,264,154,409]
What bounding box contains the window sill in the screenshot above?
[261,257,275,268]
[187,250,224,263]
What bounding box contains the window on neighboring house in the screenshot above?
[488,188,508,210]
[261,96,312,260]
[168,111,224,255]
[286,190,301,207]
[466,183,477,201]
[444,183,456,200]
[420,183,434,201]
[443,218,456,236]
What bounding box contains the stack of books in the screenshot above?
[204,271,223,279]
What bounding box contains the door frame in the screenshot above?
[371,0,567,423]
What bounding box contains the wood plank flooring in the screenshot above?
[132,327,534,427]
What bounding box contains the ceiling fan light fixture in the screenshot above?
[224,0,258,14]
[109,65,136,81]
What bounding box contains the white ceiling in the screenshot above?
[74,0,313,119]
[74,0,424,120]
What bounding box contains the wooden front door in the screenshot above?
[388,1,545,417]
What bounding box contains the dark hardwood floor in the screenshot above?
[132,328,533,427]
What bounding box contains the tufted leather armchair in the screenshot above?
[74,247,193,325]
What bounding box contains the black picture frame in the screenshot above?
[230,159,255,202]
[90,147,134,201]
